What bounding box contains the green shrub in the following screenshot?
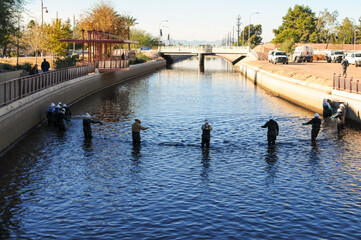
[21,63,33,72]
[54,54,79,69]
[130,53,149,65]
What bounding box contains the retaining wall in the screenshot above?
[0,59,167,154]
[236,61,361,126]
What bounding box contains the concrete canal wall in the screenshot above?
[0,59,168,154]
[235,60,361,126]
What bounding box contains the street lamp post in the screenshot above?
[159,20,168,49]
[248,12,259,49]
[41,0,48,26]
[41,0,48,57]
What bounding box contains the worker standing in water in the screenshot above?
[132,119,148,145]
[201,120,213,148]
[83,113,103,138]
[261,119,279,145]
[303,113,322,141]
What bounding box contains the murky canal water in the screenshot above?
[1,57,361,239]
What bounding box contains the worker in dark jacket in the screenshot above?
[132,119,148,144]
[261,119,279,145]
[46,103,55,126]
[303,113,322,141]
[341,57,349,77]
[201,120,213,148]
[55,108,67,131]
[62,103,72,121]
[83,113,103,138]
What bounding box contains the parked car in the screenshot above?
[325,50,345,63]
[345,52,361,67]
[268,50,276,62]
[292,45,313,62]
[271,51,288,64]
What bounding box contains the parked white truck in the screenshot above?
[325,50,345,63]
[270,51,289,64]
[345,52,361,67]
[292,45,313,62]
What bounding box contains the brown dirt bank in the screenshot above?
[220,55,361,88]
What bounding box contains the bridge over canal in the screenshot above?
[158,45,259,67]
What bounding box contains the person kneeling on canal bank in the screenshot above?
[132,119,148,145]
[261,119,279,145]
[201,120,213,148]
[83,113,103,138]
[303,113,321,141]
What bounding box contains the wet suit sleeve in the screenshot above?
[261,122,268,128]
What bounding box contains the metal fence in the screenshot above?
[0,65,95,107]
[333,73,361,93]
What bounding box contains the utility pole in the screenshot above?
[236,15,241,46]
[73,15,76,54]
[232,26,234,46]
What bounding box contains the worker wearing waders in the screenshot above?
[322,99,333,119]
[83,113,103,138]
[303,113,321,141]
[341,56,349,77]
[201,120,212,148]
[55,108,67,131]
[332,103,346,134]
[261,119,279,145]
[132,119,148,145]
[62,104,72,121]
[46,103,56,126]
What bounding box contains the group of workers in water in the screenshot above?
[261,99,346,146]
[46,102,72,131]
[45,98,347,147]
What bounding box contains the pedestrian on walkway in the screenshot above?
[41,58,50,72]
[341,56,349,77]
[132,119,148,145]
[303,113,322,141]
[201,120,213,148]
[261,119,279,145]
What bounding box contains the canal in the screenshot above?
[1,57,361,239]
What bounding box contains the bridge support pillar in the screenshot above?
[198,53,205,67]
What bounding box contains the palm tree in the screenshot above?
[123,15,138,50]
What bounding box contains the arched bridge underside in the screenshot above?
[159,46,258,66]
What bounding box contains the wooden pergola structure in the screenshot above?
[60,30,138,72]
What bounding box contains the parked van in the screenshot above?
[292,45,313,63]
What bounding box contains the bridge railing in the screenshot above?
[333,73,361,94]
[159,45,213,53]
[212,46,250,53]
[0,64,95,107]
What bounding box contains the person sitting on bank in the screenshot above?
[83,113,103,138]
[261,119,279,145]
[201,120,213,148]
[29,64,38,75]
[132,119,148,145]
[303,113,321,141]
[41,58,50,72]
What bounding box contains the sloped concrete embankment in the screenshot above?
[0,59,169,154]
[235,61,361,126]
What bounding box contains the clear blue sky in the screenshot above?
[24,0,361,43]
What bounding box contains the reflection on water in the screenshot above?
[1,57,361,239]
